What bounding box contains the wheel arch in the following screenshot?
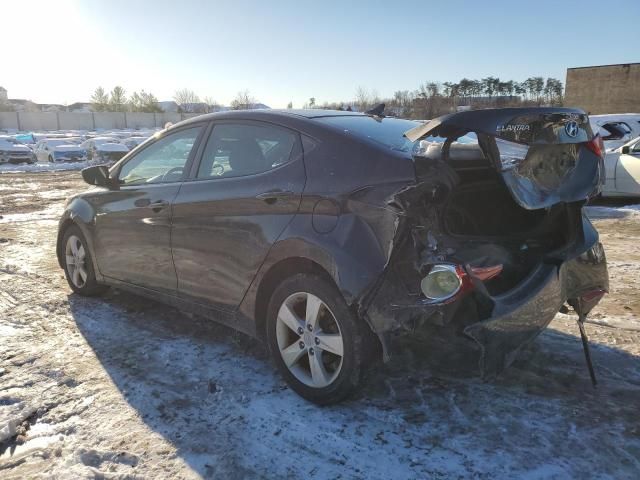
[56,218,76,268]
[252,256,334,340]
[56,202,101,280]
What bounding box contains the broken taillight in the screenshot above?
[420,265,463,301]
[580,288,606,303]
[420,264,502,303]
[584,134,605,159]
[421,264,500,303]
[469,264,503,281]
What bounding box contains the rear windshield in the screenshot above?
[314,116,419,153]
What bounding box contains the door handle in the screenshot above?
[135,198,169,212]
[255,190,295,204]
[149,200,169,212]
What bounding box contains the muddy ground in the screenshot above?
[1,170,639,479]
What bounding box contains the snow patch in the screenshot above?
[585,204,640,219]
[0,203,64,224]
[0,162,88,173]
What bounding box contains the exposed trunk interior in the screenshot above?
[442,166,579,295]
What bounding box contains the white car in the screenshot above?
[590,114,640,152]
[87,141,129,165]
[81,137,126,161]
[34,138,85,163]
[121,136,149,149]
[0,137,36,164]
[602,136,640,197]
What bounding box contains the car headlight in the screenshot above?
[420,265,463,301]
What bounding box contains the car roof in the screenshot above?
[44,137,80,142]
[176,109,365,128]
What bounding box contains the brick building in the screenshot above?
[565,63,640,114]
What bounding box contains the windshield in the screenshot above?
[0,139,17,149]
[314,116,419,153]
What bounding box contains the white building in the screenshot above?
[157,101,179,113]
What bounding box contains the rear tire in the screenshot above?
[266,273,373,405]
[61,225,108,296]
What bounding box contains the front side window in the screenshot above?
[118,126,202,185]
[197,123,297,179]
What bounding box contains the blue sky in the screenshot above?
[4,0,639,107]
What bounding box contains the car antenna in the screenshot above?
[567,298,598,388]
[365,103,386,117]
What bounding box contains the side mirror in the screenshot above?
[82,165,116,188]
[621,146,630,154]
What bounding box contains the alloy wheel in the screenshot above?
[276,292,344,388]
[65,235,88,288]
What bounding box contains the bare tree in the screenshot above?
[173,88,200,111]
[354,86,371,111]
[202,96,219,113]
[287,101,293,109]
[230,90,256,110]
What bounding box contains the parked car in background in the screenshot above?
[91,142,130,165]
[14,133,37,146]
[121,136,150,150]
[590,114,640,152]
[81,137,126,161]
[34,138,84,163]
[57,108,608,404]
[0,136,36,164]
[602,136,640,197]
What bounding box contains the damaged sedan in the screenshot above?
[57,107,608,404]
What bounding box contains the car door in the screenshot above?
[91,124,205,294]
[171,121,306,311]
[616,139,640,195]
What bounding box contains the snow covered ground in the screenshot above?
[0,161,89,174]
[1,171,639,479]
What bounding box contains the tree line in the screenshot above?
[90,86,163,113]
[90,87,261,113]
[88,76,563,118]
[298,76,565,119]
[172,88,259,112]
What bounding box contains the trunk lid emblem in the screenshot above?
[565,121,579,138]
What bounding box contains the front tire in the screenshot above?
[61,226,108,296]
[266,273,373,405]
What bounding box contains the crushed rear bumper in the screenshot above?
[463,241,608,378]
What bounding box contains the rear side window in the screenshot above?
[197,123,298,179]
[314,115,419,153]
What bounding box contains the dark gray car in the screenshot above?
[57,108,609,404]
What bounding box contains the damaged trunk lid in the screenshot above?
[405,108,605,210]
